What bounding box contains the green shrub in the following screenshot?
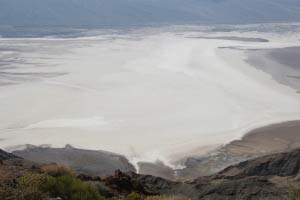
[42,175,105,200]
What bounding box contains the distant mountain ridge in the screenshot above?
[12,145,136,177]
[0,0,300,27]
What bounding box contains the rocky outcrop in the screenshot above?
[99,149,300,199]
[0,149,20,161]
[190,149,300,199]
[218,149,300,178]
[195,176,285,200]
[100,170,198,198]
[12,145,136,177]
[102,170,153,195]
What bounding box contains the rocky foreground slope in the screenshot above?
[177,120,300,179]
[2,148,300,199]
[101,149,300,199]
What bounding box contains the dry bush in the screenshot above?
[288,187,300,200]
[127,192,143,200]
[41,163,74,177]
[0,173,51,200]
[16,173,50,200]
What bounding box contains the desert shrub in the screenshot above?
[41,163,74,177]
[127,192,143,200]
[17,173,48,187]
[0,173,50,200]
[288,187,300,200]
[16,173,50,200]
[1,172,106,200]
[42,175,105,200]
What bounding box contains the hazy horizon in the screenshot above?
[1,0,300,28]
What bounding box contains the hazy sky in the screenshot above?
[0,0,300,27]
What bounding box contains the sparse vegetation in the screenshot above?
[0,173,50,200]
[288,187,300,200]
[1,173,187,200]
[0,169,106,200]
[43,175,105,200]
[16,173,49,200]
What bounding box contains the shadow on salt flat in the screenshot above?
[185,36,269,42]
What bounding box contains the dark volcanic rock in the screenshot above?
[187,149,300,199]
[196,177,285,200]
[102,170,197,197]
[103,170,150,195]
[12,145,136,177]
[0,149,20,161]
[219,149,300,178]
